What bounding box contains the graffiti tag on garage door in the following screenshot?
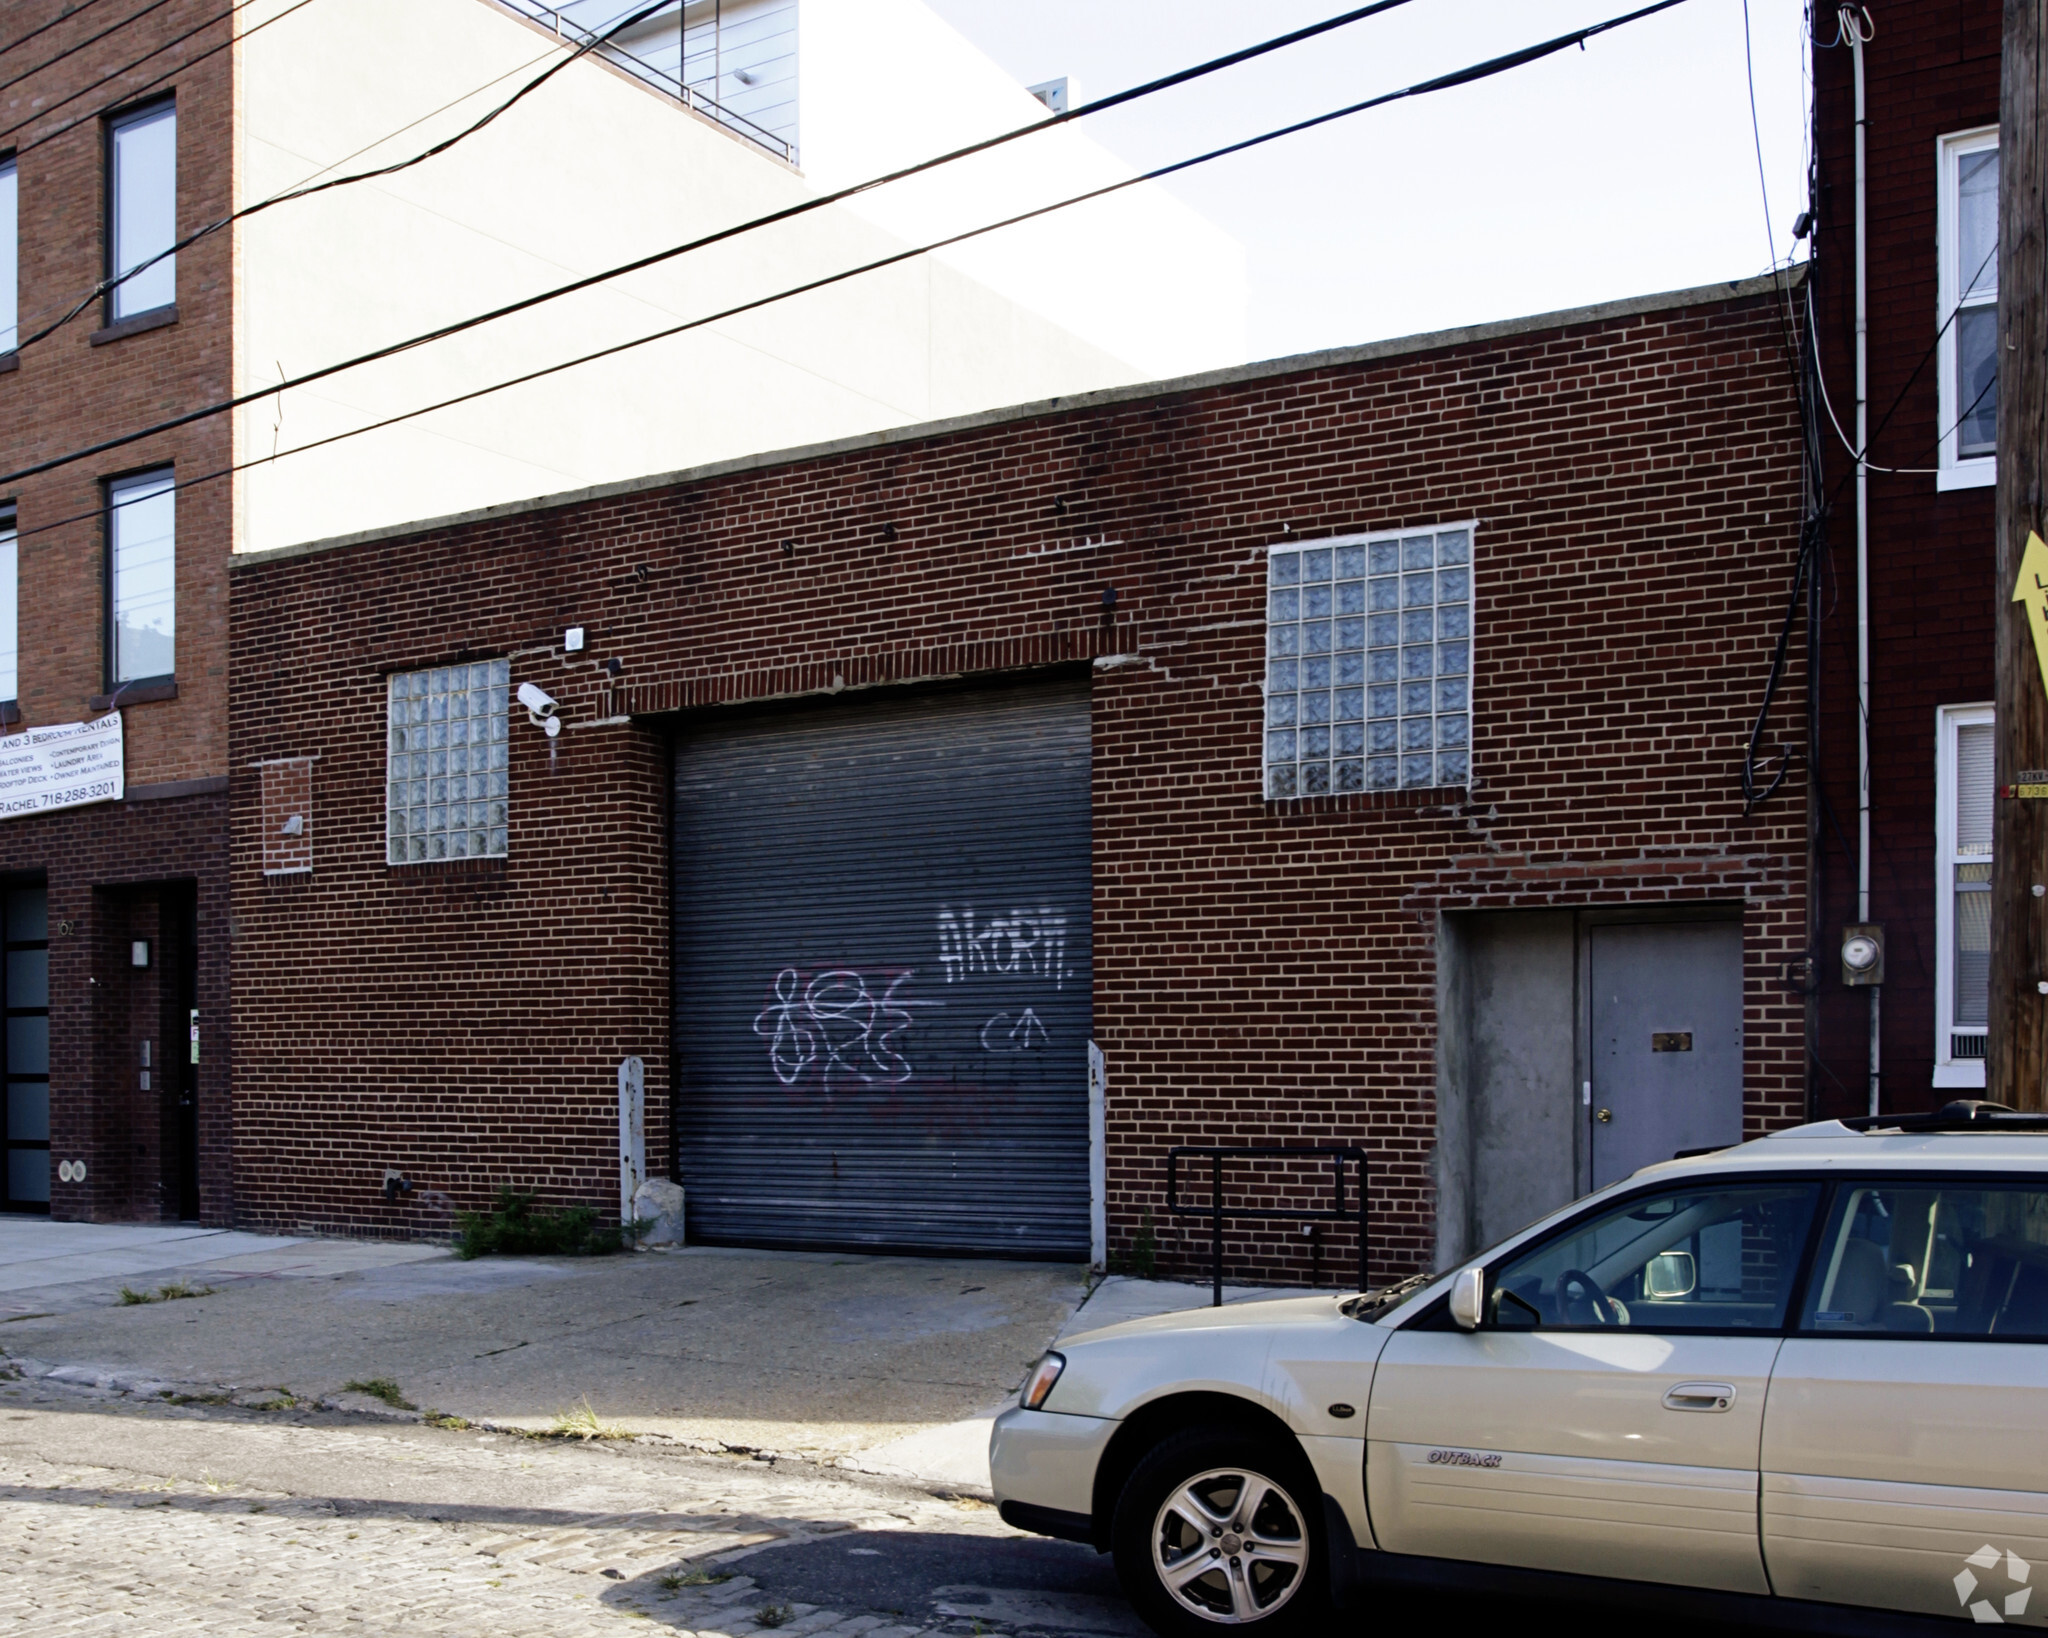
[752,969,939,1087]
[936,906,1072,989]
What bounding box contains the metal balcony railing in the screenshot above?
[499,1,796,165]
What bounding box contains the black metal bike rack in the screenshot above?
[1165,1145,1369,1307]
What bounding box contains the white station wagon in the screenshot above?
[991,1105,2048,1634]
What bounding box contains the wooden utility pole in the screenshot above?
[1992,0,2048,1111]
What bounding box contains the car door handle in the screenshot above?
[1662,1383,1735,1412]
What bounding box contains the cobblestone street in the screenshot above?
[0,1376,1136,1638]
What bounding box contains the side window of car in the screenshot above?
[1490,1183,1822,1332]
[1799,1181,2048,1338]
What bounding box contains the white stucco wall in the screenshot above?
[799,0,1246,382]
[231,0,1247,554]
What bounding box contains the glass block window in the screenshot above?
[386,660,509,864]
[1265,525,1474,798]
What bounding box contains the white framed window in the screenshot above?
[0,510,16,704]
[1937,128,1998,490]
[107,469,174,684]
[1935,703,1994,1087]
[386,660,509,864]
[0,155,16,353]
[108,100,175,322]
[1264,523,1473,798]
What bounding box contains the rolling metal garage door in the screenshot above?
[672,678,1091,1256]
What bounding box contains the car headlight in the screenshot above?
[1020,1351,1066,1410]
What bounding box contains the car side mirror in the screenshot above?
[1644,1251,1697,1299]
[1450,1267,1485,1331]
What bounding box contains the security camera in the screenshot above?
[517,681,562,738]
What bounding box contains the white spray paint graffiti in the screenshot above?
[980,1008,1050,1052]
[753,969,939,1088]
[936,907,1072,990]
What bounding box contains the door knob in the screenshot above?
[1662,1383,1735,1412]
[1596,1108,1612,1123]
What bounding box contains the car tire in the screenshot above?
[1111,1424,1327,1635]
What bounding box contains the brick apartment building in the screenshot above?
[1808,1,2001,1111]
[229,273,1808,1280]
[0,1,235,1222]
[0,0,1243,1224]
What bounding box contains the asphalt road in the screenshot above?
[0,1372,1782,1638]
[742,1526,1147,1635]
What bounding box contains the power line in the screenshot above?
[1809,263,1995,479]
[2,0,1426,472]
[0,0,177,102]
[7,0,1698,491]
[1740,0,1782,273]
[11,0,666,356]
[0,0,312,161]
[5,0,1698,525]
[0,0,125,63]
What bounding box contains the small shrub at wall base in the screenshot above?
[1112,1209,1159,1279]
[455,1187,626,1260]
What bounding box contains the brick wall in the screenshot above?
[230,281,1808,1277]
[1810,0,2000,1110]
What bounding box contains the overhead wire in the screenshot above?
[5,0,1426,465]
[0,0,1696,494]
[0,0,126,63]
[1738,0,1825,817]
[1808,245,1995,480]
[10,0,669,356]
[7,0,1700,546]
[0,0,178,102]
[1744,0,1810,810]
[0,0,315,162]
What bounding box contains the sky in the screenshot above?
[919,0,1813,364]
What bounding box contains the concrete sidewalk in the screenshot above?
[0,1222,1313,1494]
[0,1219,442,1311]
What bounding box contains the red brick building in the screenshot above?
[1809,1,2000,1112]
[0,2,235,1222]
[228,273,1808,1278]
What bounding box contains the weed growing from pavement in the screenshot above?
[455,1188,627,1259]
[549,1397,631,1440]
[342,1378,416,1411]
[1110,1209,1159,1278]
[658,1568,732,1591]
[755,1605,793,1629]
[118,1281,215,1306]
[422,1411,471,1430]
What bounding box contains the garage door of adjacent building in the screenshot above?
[672,678,1092,1257]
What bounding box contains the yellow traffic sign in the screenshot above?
[2015,530,2048,701]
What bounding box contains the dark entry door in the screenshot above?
[2,886,49,1212]
[1589,921,1743,1188]
[165,887,200,1220]
[672,679,1092,1257]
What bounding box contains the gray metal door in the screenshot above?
[672,679,1091,1256]
[1589,921,1743,1188]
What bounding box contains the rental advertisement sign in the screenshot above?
[0,713,125,819]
